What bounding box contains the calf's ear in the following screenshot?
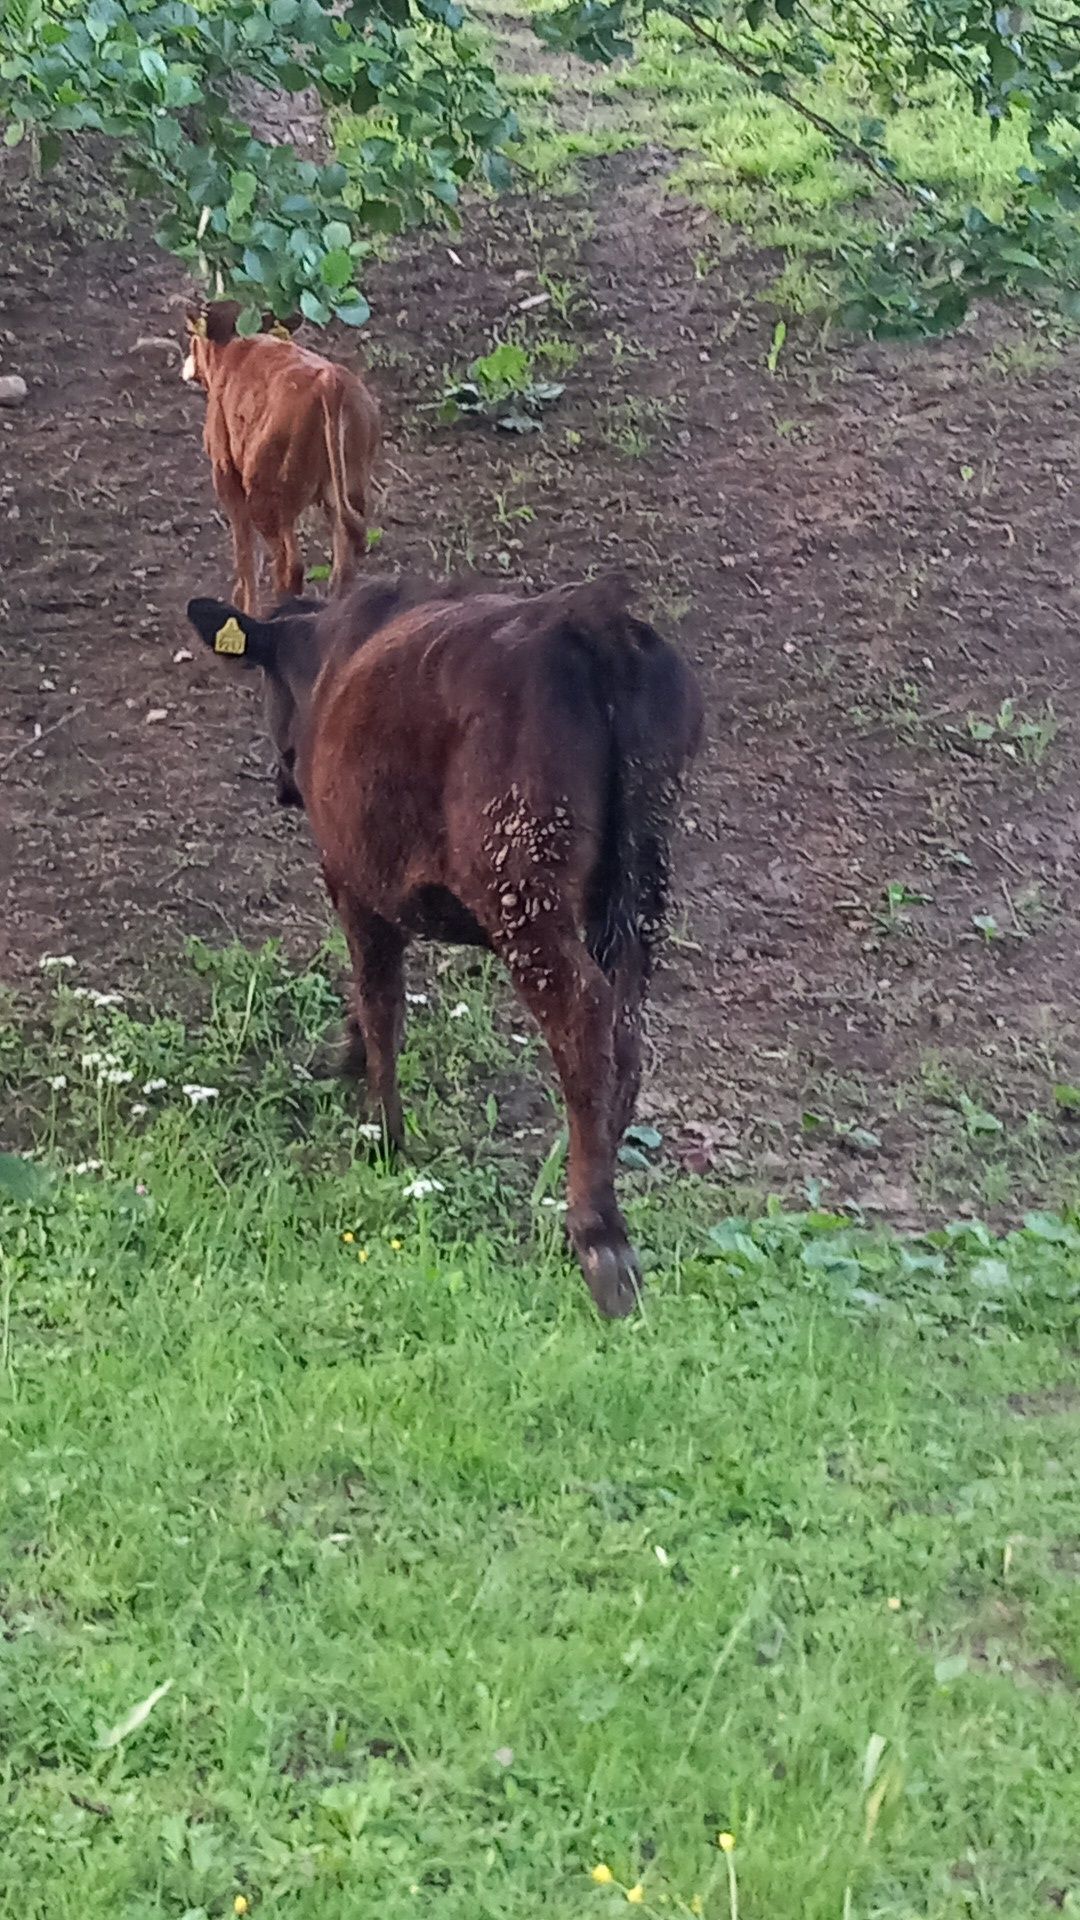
[185,598,276,669]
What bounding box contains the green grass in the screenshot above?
[3,947,1080,1918]
[477,2,1062,284]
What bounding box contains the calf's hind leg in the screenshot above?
[270,523,304,600]
[497,926,641,1319]
[213,462,258,614]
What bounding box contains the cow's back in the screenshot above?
[304,597,614,913]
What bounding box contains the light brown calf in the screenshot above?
[182,302,380,614]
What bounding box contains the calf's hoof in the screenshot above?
[574,1231,643,1320]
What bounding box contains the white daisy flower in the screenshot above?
[182,1084,219,1106]
[402,1177,445,1200]
[81,1050,120,1073]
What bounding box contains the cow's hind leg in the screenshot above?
[338,899,407,1152]
[497,926,640,1319]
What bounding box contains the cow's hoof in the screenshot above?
[577,1237,643,1319]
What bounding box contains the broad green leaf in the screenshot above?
[1023,1211,1080,1246]
[359,197,402,234]
[300,288,332,325]
[0,1151,49,1202]
[319,246,354,289]
[996,243,1047,273]
[484,150,513,192]
[241,10,275,45]
[242,245,272,284]
[333,292,371,326]
[226,170,258,222]
[137,46,168,90]
[970,1257,1012,1290]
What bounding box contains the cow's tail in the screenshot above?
[549,577,703,976]
[320,380,368,583]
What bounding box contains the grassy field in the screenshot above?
[2,947,1079,1918]
[487,6,1041,241]
[331,0,1071,333]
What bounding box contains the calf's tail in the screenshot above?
[320,381,368,574]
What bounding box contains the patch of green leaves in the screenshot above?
[0,0,517,322]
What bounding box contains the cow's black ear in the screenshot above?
[185,598,275,669]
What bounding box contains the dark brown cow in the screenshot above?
[182,301,380,614]
[185,575,702,1317]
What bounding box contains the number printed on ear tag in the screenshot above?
[214,617,247,656]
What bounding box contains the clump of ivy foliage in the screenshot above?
[0,0,516,333]
[4,0,1080,335]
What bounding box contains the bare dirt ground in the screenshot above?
[4,135,1080,1217]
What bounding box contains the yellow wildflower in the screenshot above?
[234,1899,249,1917]
[690,1898,704,1917]
[357,1247,370,1263]
[717,1833,735,1854]
[886,1595,901,1611]
[591,1865,614,1885]
[626,1886,645,1905]
[390,1238,403,1252]
[341,1231,355,1245]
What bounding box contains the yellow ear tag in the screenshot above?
[214,617,247,656]
[270,324,290,340]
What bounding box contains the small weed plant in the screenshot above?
[437,341,564,434]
